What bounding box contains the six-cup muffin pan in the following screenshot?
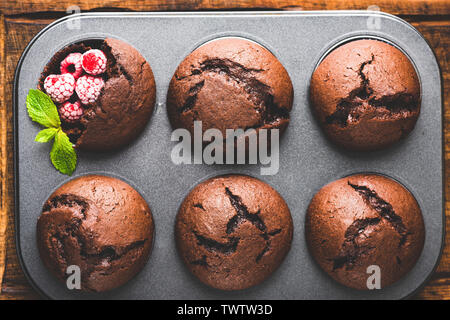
[14,11,444,299]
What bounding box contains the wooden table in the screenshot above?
[0,0,449,300]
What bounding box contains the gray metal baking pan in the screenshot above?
[14,11,444,300]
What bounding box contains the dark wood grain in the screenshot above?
[1,0,450,16]
[0,14,6,293]
[411,20,450,300]
[0,2,449,300]
[0,18,46,300]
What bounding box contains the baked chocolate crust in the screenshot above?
[37,175,154,292]
[175,174,293,291]
[310,39,421,151]
[305,174,425,290]
[167,38,293,148]
[39,38,156,151]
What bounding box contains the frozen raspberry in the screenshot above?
[60,52,83,79]
[59,101,84,122]
[82,49,107,75]
[43,74,75,103]
[75,75,105,105]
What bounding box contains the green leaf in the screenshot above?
[35,128,58,143]
[50,129,77,176]
[26,90,77,175]
[26,89,61,128]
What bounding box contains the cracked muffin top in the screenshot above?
[305,174,425,290]
[175,174,293,291]
[310,39,421,151]
[39,38,156,151]
[167,38,293,146]
[37,175,154,292]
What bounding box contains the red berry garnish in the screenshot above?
[60,52,83,79]
[59,100,84,123]
[75,75,105,105]
[43,74,75,103]
[82,49,107,75]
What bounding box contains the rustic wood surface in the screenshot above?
[0,1,449,300]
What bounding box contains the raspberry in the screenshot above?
[75,75,105,105]
[43,74,75,103]
[82,49,107,75]
[60,52,83,79]
[59,101,84,122]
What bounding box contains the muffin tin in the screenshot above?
[13,11,443,299]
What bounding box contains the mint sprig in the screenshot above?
[26,89,77,175]
[26,89,61,128]
[35,127,58,143]
[50,129,77,175]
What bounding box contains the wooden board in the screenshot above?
[0,18,47,300]
[0,2,449,300]
[0,14,6,295]
[1,0,450,16]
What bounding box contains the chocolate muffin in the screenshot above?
[37,175,154,292]
[310,39,421,150]
[39,38,156,151]
[305,174,425,290]
[175,174,293,291]
[167,38,293,151]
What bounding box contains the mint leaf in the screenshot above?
[35,128,58,143]
[26,89,77,175]
[26,89,61,128]
[50,129,77,176]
